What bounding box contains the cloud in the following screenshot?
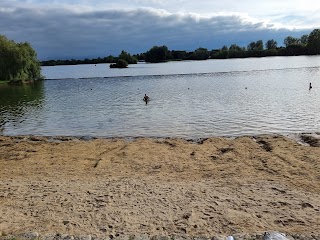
[0,4,313,60]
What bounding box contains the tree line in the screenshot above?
[1,29,319,78]
[41,29,320,66]
[139,29,320,62]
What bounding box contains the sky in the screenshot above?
[1,0,319,60]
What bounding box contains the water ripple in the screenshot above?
[1,56,320,138]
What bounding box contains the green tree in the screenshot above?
[104,55,117,63]
[0,35,42,81]
[171,50,187,60]
[228,44,246,58]
[284,36,299,47]
[247,42,256,51]
[134,53,145,61]
[145,45,170,63]
[220,45,229,58]
[265,39,278,50]
[247,40,263,51]
[192,47,209,60]
[118,50,137,64]
[211,46,228,59]
[221,45,228,51]
[256,40,264,50]
[307,29,320,54]
[229,44,242,51]
[300,34,309,45]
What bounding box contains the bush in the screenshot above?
[109,59,128,68]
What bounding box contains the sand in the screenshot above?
[0,134,320,238]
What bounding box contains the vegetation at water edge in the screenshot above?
[109,51,137,68]
[110,59,128,68]
[0,35,43,83]
[41,28,320,65]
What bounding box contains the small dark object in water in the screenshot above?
[143,94,150,104]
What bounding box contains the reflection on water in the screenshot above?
[1,56,320,138]
[0,81,44,130]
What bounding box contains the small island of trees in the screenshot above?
[0,35,42,83]
[110,59,128,68]
[109,51,137,68]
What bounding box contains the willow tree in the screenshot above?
[0,35,42,81]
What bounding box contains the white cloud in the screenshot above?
[3,0,320,27]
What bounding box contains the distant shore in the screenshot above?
[1,134,320,238]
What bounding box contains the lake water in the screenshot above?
[1,56,320,138]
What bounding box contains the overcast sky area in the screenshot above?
[1,0,319,60]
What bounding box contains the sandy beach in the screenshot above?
[0,134,320,238]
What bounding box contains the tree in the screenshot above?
[247,42,256,51]
[229,44,242,51]
[192,47,209,60]
[220,45,229,58]
[300,34,309,45]
[265,39,278,50]
[284,36,299,47]
[171,50,187,60]
[228,44,246,58]
[307,29,320,54]
[247,40,263,51]
[145,45,170,63]
[256,40,264,50]
[221,45,228,51]
[0,35,42,81]
[118,50,137,64]
[211,45,228,59]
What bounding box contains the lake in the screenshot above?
[1,56,320,138]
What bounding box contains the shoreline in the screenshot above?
[1,132,319,145]
[1,134,320,238]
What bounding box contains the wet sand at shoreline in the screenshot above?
[0,134,320,238]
